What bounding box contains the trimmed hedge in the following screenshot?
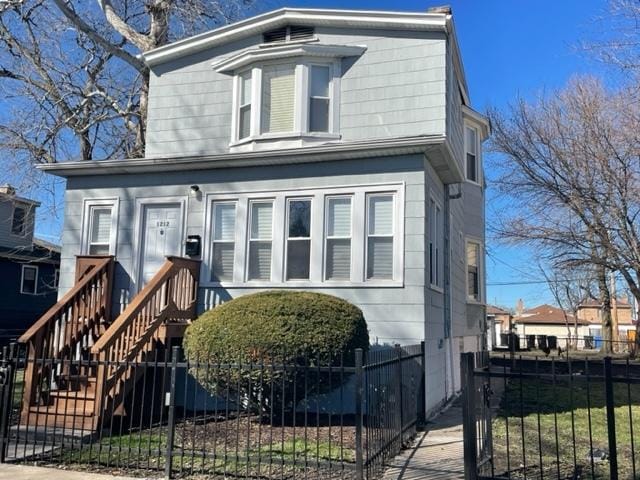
[183,290,369,413]
[183,290,369,362]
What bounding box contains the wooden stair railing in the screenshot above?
[19,256,115,412]
[91,256,200,417]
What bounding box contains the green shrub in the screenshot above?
[183,290,369,413]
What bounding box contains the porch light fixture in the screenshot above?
[190,185,202,200]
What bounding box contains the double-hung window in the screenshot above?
[366,194,394,280]
[286,199,312,280]
[21,265,38,295]
[465,126,479,183]
[211,202,236,281]
[467,241,481,301]
[261,64,296,134]
[11,205,27,236]
[238,71,252,139]
[325,196,352,280]
[88,206,113,255]
[309,65,331,132]
[429,198,442,289]
[248,201,273,281]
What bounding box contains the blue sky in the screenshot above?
[33,0,611,310]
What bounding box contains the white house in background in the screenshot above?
[37,7,489,414]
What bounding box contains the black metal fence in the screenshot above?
[496,334,637,357]
[462,351,640,480]
[0,342,424,479]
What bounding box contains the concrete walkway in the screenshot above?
[0,464,148,480]
[383,401,465,480]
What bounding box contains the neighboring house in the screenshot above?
[37,7,489,415]
[577,298,636,341]
[513,304,589,347]
[486,305,512,348]
[0,185,60,345]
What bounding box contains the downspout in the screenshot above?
[444,183,462,399]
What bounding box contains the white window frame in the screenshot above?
[230,59,340,146]
[429,195,443,292]
[365,193,396,282]
[20,264,38,295]
[210,200,238,282]
[81,198,119,256]
[285,197,313,281]
[200,183,404,288]
[465,124,481,185]
[466,238,483,303]
[323,195,353,282]
[246,198,276,282]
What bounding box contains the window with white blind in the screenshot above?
[261,64,296,134]
[82,199,118,256]
[467,240,481,302]
[203,185,403,287]
[366,195,394,280]
[232,61,338,145]
[211,202,236,281]
[286,199,312,280]
[325,196,351,280]
[88,206,113,255]
[248,201,273,281]
[21,265,38,295]
[465,126,479,183]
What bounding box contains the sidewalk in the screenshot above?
[382,400,465,480]
[0,464,148,480]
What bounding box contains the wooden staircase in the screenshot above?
[18,256,200,433]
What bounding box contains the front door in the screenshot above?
[139,204,183,287]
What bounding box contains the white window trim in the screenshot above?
[81,198,119,256]
[285,197,313,281]
[323,195,353,282]
[465,237,484,304]
[429,194,444,292]
[200,183,404,289]
[20,264,38,295]
[230,58,341,148]
[245,198,276,282]
[464,124,481,186]
[365,193,396,282]
[210,201,238,282]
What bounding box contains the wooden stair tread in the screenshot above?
[49,390,96,400]
[27,405,95,417]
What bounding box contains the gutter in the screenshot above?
[37,135,456,178]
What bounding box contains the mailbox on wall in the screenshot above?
[185,235,201,257]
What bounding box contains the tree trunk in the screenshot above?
[598,266,614,354]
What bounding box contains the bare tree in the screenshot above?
[489,76,640,354]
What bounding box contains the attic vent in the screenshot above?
[263,25,315,44]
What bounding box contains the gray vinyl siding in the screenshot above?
[59,155,426,346]
[145,28,446,157]
[0,199,35,250]
[445,39,465,175]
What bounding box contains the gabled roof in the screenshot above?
[579,298,631,309]
[141,7,470,104]
[514,304,588,326]
[487,305,511,316]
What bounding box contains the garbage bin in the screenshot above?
[584,335,594,349]
[548,336,558,349]
[537,335,548,350]
[594,336,602,349]
[526,335,536,349]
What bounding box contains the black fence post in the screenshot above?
[164,345,180,480]
[604,357,618,480]
[418,341,426,426]
[0,344,14,463]
[395,344,404,442]
[354,348,364,480]
[461,352,478,480]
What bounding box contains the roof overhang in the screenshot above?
[142,8,449,68]
[213,43,367,73]
[0,192,41,207]
[462,105,491,140]
[37,135,462,182]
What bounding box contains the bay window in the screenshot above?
[309,65,330,133]
[465,126,479,183]
[286,199,312,280]
[248,201,273,281]
[261,64,296,133]
[366,194,394,280]
[325,196,351,280]
[238,71,252,139]
[211,202,236,281]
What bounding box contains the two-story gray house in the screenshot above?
[38,7,489,413]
